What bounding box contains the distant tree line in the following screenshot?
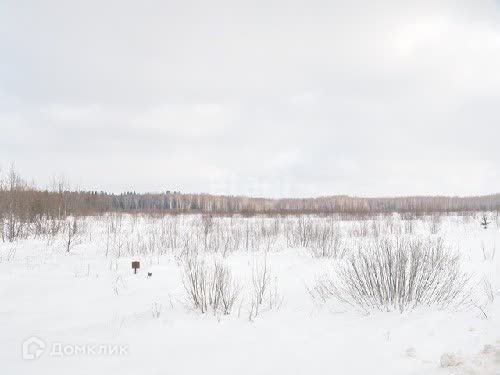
[1,168,499,226]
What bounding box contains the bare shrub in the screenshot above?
[250,258,270,317]
[371,219,382,238]
[151,302,163,319]
[201,214,213,251]
[112,275,127,295]
[182,257,209,313]
[64,217,81,252]
[182,257,241,315]
[429,214,442,235]
[348,220,372,237]
[0,243,16,262]
[210,261,241,315]
[481,241,496,261]
[482,277,497,303]
[0,168,26,242]
[286,217,346,257]
[249,257,282,320]
[383,215,402,236]
[286,216,314,248]
[313,236,470,312]
[403,218,414,234]
[307,224,346,258]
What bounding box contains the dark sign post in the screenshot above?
[132,261,140,274]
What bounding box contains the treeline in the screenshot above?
[102,192,500,214]
[1,169,499,225]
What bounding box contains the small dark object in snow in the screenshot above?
[481,215,490,229]
[132,261,140,274]
[147,272,153,278]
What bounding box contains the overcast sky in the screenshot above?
[1,0,499,197]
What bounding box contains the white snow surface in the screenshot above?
[1,214,499,375]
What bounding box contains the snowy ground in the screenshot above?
[1,214,499,375]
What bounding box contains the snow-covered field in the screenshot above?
[1,213,499,375]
